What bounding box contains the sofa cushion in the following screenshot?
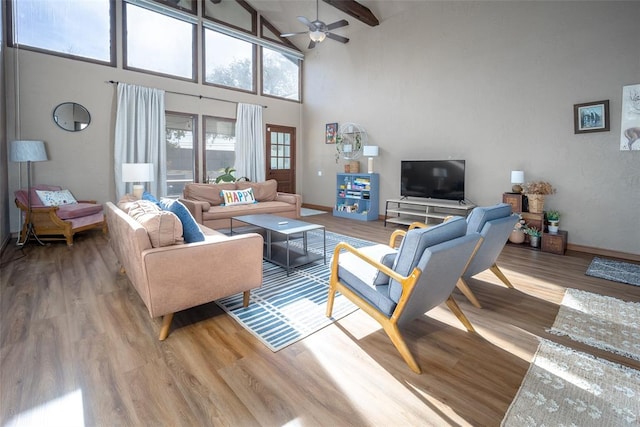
[159,198,205,243]
[236,179,278,202]
[220,188,257,206]
[56,203,104,220]
[36,189,78,206]
[183,183,237,206]
[127,200,184,248]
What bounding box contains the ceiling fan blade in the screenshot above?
[280,31,308,37]
[326,32,349,44]
[297,16,317,30]
[326,19,348,31]
[308,40,317,49]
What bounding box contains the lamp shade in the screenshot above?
[122,163,154,183]
[510,170,524,184]
[363,145,379,157]
[10,140,48,162]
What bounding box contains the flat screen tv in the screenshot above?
[401,160,466,201]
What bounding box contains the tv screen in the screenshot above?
[401,160,466,201]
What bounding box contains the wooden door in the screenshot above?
[266,124,296,193]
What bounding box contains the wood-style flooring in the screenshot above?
[1,213,639,426]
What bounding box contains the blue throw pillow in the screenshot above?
[142,191,160,205]
[159,198,205,243]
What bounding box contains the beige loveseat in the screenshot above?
[180,179,301,230]
[105,200,263,340]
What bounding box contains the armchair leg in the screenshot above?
[159,313,174,341]
[384,322,421,374]
[445,296,475,333]
[490,264,514,288]
[456,278,482,308]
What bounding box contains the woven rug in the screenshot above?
[502,339,640,426]
[216,230,374,352]
[548,288,640,361]
[586,257,640,286]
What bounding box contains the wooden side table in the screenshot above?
[541,230,568,255]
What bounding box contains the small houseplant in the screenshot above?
[523,181,556,213]
[524,225,542,248]
[546,210,560,233]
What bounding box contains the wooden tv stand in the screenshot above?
[384,198,475,227]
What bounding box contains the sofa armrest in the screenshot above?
[140,233,264,317]
[178,198,210,225]
[275,192,302,217]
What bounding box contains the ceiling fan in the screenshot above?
[280,0,349,49]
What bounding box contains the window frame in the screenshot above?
[260,46,303,103]
[202,26,257,94]
[165,110,198,197]
[202,115,237,183]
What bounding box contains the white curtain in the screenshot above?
[235,103,265,182]
[114,83,166,200]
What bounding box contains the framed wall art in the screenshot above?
[620,84,640,151]
[325,122,337,144]
[573,100,609,134]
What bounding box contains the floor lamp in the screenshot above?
[10,140,49,247]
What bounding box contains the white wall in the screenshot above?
[301,1,639,255]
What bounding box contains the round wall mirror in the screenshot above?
[53,102,91,132]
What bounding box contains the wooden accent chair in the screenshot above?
[456,203,519,308]
[14,185,106,246]
[327,217,482,373]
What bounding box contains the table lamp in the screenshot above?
[123,163,154,199]
[511,170,524,193]
[363,145,379,173]
[10,140,49,246]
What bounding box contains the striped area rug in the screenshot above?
[216,230,376,352]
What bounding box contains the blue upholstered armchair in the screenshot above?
[455,203,519,308]
[326,217,482,374]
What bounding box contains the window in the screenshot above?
[204,28,255,92]
[204,116,236,182]
[166,112,196,197]
[270,130,291,170]
[262,47,301,101]
[124,3,195,80]
[9,0,113,64]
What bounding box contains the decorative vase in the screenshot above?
[529,235,540,248]
[527,194,545,213]
[548,221,559,233]
[509,230,525,244]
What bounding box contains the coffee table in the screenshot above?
[230,214,326,275]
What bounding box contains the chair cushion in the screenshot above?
[336,244,398,286]
[159,198,205,243]
[35,189,78,206]
[127,200,184,248]
[466,203,512,234]
[56,203,103,220]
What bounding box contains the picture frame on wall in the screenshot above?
[573,100,610,134]
[620,84,640,151]
[325,122,338,144]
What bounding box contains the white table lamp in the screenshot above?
[123,163,154,199]
[510,170,524,193]
[363,145,379,173]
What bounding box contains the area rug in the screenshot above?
[216,230,375,351]
[586,257,640,286]
[300,207,328,216]
[502,339,640,426]
[548,288,640,361]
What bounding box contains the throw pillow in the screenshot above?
[127,200,184,248]
[236,179,278,201]
[220,188,257,206]
[35,189,78,206]
[159,198,205,243]
[142,191,160,205]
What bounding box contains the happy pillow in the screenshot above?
[36,189,78,206]
[220,188,257,206]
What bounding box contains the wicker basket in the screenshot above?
[527,194,545,213]
[349,160,360,173]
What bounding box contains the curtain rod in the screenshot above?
[105,80,267,108]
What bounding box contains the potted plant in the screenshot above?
[523,181,556,214]
[546,210,560,233]
[509,213,526,244]
[524,226,542,248]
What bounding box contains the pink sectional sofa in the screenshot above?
[179,179,301,230]
[105,200,263,340]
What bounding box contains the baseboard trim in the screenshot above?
[301,203,332,212]
[567,243,639,262]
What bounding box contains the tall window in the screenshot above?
[262,47,300,101]
[9,0,113,64]
[204,29,255,92]
[204,116,236,182]
[166,112,196,197]
[124,3,195,80]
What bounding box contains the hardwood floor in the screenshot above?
[2,214,639,426]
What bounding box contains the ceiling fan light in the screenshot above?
[309,30,326,42]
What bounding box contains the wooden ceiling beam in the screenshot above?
[321,0,380,27]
